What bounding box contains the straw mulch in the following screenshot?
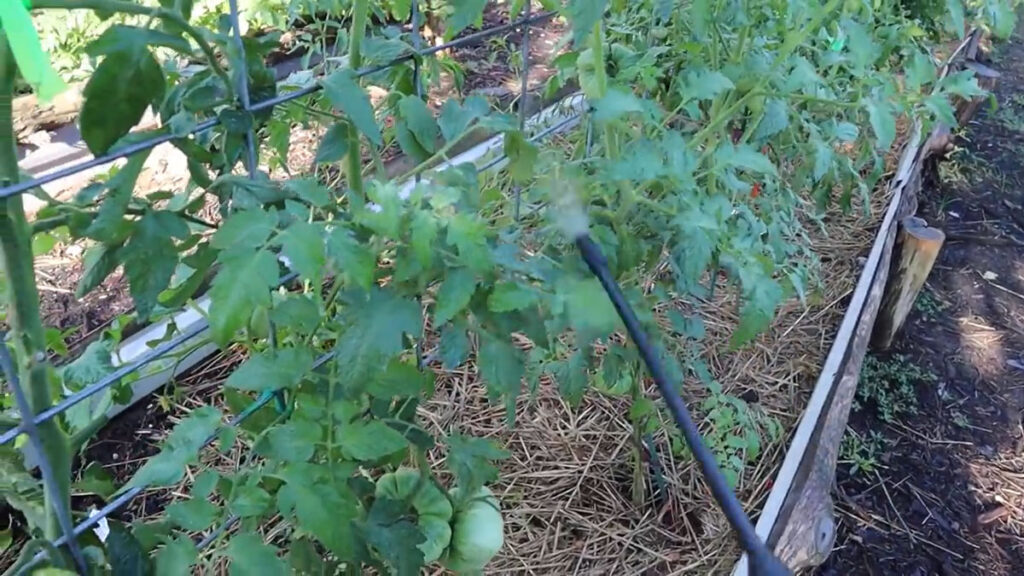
[77,121,910,575]
[413,135,911,574]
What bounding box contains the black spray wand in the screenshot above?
[574,234,791,576]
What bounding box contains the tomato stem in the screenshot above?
[345,0,370,200]
[0,31,72,544]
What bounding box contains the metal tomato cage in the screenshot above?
[2,2,787,574]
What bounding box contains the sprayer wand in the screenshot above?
[574,233,790,576]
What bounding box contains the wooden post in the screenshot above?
[871,217,945,350]
[14,85,83,142]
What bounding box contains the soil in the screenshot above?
[819,31,1024,576]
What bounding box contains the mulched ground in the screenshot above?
[820,30,1024,576]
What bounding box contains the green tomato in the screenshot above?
[375,468,453,562]
[443,486,504,574]
[247,307,269,340]
[651,27,669,40]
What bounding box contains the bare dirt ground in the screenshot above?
[821,30,1024,576]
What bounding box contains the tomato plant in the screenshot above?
[0,0,1017,573]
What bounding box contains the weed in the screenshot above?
[996,95,1024,132]
[855,355,935,423]
[914,288,945,321]
[840,429,887,476]
[952,410,970,429]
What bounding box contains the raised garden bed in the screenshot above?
[1,1,1015,574]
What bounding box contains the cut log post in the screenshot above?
[14,85,84,142]
[871,217,945,350]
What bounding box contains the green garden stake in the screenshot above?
[272,389,287,414]
[255,389,289,415]
[0,0,67,102]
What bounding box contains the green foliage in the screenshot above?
[8,0,1020,574]
[914,288,946,320]
[839,429,888,476]
[856,355,936,422]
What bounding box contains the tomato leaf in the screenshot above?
[81,49,165,154]
[334,288,422,387]
[225,533,287,576]
[552,350,589,406]
[445,0,488,39]
[373,359,434,398]
[121,407,221,491]
[270,296,320,333]
[278,463,362,563]
[106,521,147,576]
[753,99,789,140]
[559,278,620,336]
[277,222,326,285]
[86,24,191,55]
[76,243,122,297]
[364,498,425,576]
[398,95,439,153]
[340,420,408,460]
[477,333,524,403]
[717,144,777,176]
[592,88,646,123]
[439,322,470,369]
[258,420,321,462]
[565,0,608,46]
[86,150,151,243]
[487,282,539,312]
[864,95,896,150]
[445,434,508,496]
[209,249,280,346]
[322,70,382,145]
[438,95,489,141]
[434,267,476,325]
[122,211,188,319]
[226,346,315,392]
[229,484,272,518]
[410,211,438,267]
[212,209,277,250]
[315,123,350,164]
[503,131,538,183]
[833,121,859,142]
[166,498,219,532]
[681,68,734,101]
[155,536,197,576]
[940,69,987,98]
[327,228,377,290]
